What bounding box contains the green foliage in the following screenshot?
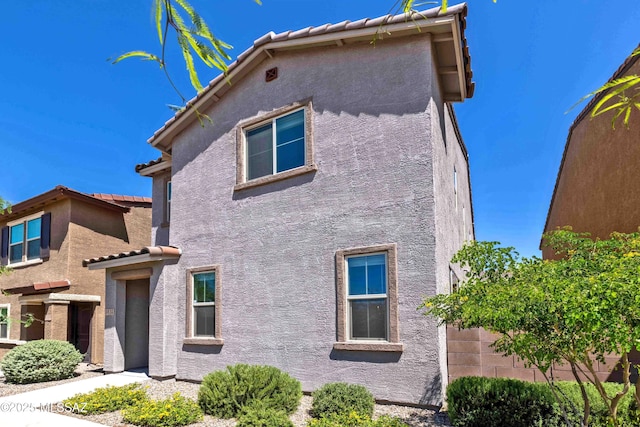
[446,376,560,427]
[236,402,294,427]
[122,393,203,427]
[63,383,147,415]
[311,382,375,418]
[422,229,640,424]
[0,339,83,384]
[553,381,639,427]
[572,47,640,129]
[197,364,302,418]
[307,412,409,427]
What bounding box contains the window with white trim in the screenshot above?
[192,271,216,337]
[346,253,388,340]
[0,304,9,339]
[9,215,41,264]
[245,108,306,180]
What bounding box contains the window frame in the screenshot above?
[334,244,403,352]
[0,304,8,340]
[184,265,223,346]
[7,211,44,266]
[165,180,172,223]
[235,100,316,191]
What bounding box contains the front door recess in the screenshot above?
[124,279,150,370]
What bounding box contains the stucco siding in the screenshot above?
[160,35,448,405]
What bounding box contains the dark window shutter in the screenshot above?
[0,226,8,266]
[40,213,51,259]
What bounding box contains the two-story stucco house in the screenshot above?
[0,186,151,364]
[84,4,475,405]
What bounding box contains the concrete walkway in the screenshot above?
[0,371,149,426]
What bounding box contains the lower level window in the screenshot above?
[0,305,9,339]
[192,271,216,337]
[346,254,388,340]
[335,244,400,347]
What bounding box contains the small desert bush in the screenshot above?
[198,364,301,418]
[63,383,147,415]
[0,339,83,384]
[307,412,408,427]
[311,382,375,418]
[122,393,203,427]
[236,402,294,427]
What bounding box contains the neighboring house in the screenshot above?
[84,5,475,405]
[543,48,640,258]
[0,186,151,364]
[445,47,640,386]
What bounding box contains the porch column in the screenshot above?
[44,301,69,341]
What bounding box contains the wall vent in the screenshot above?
[265,67,278,82]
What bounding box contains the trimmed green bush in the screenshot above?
[552,381,639,427]
[63,383,147,415]
[307,412,409,427]
[311,382,375,418]
[122,393,203,427]
[197,364,302,418]
[446,376,560,427]
[0,339,83,384]
[237,402,294,427]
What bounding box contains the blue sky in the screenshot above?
[1,0,639,256]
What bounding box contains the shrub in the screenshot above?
[237,402,294,427]
[63,383,147,415]
[122,393,203,427]
[311,382,375,418]
[552,381,639,427]
[446,376,560,427]
[0,339,83,384]
[197,364,302,418]
[307,412,409,427]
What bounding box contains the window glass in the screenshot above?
[10,224,23,245]
[0,307,7,339]
[194,306,215,337]
[347,253,389,340]
[27,218,41,240]
[275,109,305,173]
[193,272,215,303]
[349,299,387,340]
[247,124,273,180]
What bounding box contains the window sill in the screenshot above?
[333,342,404,352]
[7,259,43,269]
[234,164,317,192]
[0,339,26,346]
[183,337,224,346]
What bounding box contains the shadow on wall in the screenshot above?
[606,348,640,384]
[419,373,442,408]
[232,171,317,200]
[182,344,223,355]
[328,349,401,364]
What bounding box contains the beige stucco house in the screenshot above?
[0,186,151,364]
[85,5,475,406]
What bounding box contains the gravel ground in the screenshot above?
[63,378,451,426]
[0,363,104,398]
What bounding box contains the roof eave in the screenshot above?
[149,11,470,152]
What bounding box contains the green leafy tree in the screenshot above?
[421,228,640,426]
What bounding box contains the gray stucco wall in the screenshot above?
[153,34,459,405]
[151,171,170,247]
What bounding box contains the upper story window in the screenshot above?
[247,109,305,180]
[235,101,316,191]
[454,167,458,211]
[1,212,51,267]
[0,305,8,339]
[10,217,41,263]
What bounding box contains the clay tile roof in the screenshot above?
[33,280,71,291]
[135,157,164,173]
[91,194,152,204]
[82,245,182,267]
[147,3,473,150]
